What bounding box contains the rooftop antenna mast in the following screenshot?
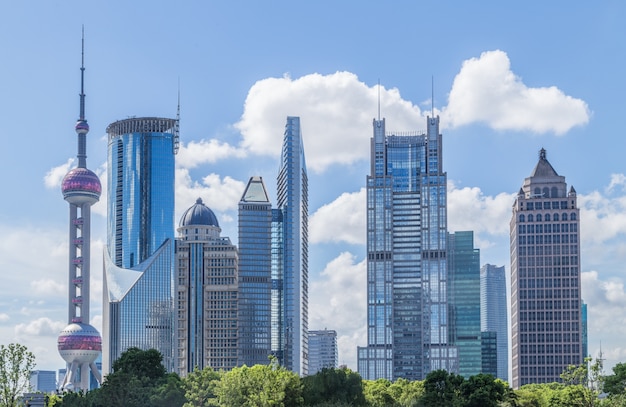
[431,75,434,117]
[173,78,180,155]
[377,79,381,121]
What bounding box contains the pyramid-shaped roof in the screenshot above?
[240,176,270,203]
[530,148,559,178]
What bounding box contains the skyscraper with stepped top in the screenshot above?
[57,31,103,391]
[510,149,582,388]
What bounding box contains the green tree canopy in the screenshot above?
[302,367,365,406]
[0,343,35,407]
[182,367,222,407]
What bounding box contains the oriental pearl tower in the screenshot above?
[57,30,102,391]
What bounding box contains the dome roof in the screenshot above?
[179,198,219,228]
[62,167,101,204]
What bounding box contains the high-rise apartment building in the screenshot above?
[57,33,102,391]
[175,198,239,374]
[480,264,509,382]
[102,116,179,374]
[273,116,309,375]
[358,116,456,381]
[308,329,338,374]
[510,148,582,388]
[448,231,481,378]
[238,176,273,367]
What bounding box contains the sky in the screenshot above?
[1,1,626,378]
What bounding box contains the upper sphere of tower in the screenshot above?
[62,167,101,205]
[75,119,89,135]
[179,197,220,228]
[57,322,102,364]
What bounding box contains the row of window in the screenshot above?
[519,212,576,222]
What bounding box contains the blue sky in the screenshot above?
[1,1,626,377]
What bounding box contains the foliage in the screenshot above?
[302,367,365,406]
[182,367,222,407]
[215,359,303,406]
[111,347,167,380]
[420,369,464,407]
[363,378,396,407]
[604,362,626,396]
[0,343,36,407]
[459,373,508,407]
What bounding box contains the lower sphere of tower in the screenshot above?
[57,323,102,365]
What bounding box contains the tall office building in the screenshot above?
[510,148,582,388]
[358,116,456,381]
[480,264,509,382]
[30,370,57,393]
[102,116,179,374]
[582,300,588,359]
[238,176,273,367]
[274,116,309,375]
[448,231,481,378]
[308,329,338,374]
[175,198,239,374]
[57,33,102,391]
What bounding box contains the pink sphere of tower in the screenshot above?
[75,119,89,135]
[57,323,102,365]
[62,167,101,205]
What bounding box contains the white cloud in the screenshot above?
[441,50,590,134]
[177,139,247,168]
[309,252,367,370]
[0,314,9,322]
[30,279,65,298]
[44,158,74,188]
[310,188,366,245]
[234,72,422,173]
[15,317,66,337]
[606,173,626,194]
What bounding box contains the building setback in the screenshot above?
[175,198,239,374]
[358,116,457,381]
[480,264,509,382]
[510,148,583,388]
[308,329,338,374]
[102,117,178,374]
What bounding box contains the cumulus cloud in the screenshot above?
[30,279,65,298]
[578,176,626,246]
[310,188,366,245]
[44,158,74,188]
[177,139,247,169]
[0,313,9,322]
[309,252,367,370]
[15,317,66,337]
[441,50,590,134]
[234,72,422,173]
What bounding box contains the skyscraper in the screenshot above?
[238,176,273,367]
[175,198,239,374]
[448,231,481,378]
[57,32,102,391]
[480,264,509,382]
[274,116,309,375]
[358,116,456,381]
[102,116,179,374]
[308,329,338,374]
[510,148,582,388]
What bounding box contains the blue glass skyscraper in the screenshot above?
[275,116,308,375]
[238,176,273,367]
[102,117,178,374]
[358,116,456,381]
[480,264,509,382]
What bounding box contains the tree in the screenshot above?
[604,362,626,396]
[420,369,464,407]
[560,356,603,407]
[362,378,396,407]
[459,374,508,407]
[182,367,222,407]
[0,343,36,407]
[302,367,365,406]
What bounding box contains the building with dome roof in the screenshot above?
[175,198,239,374]
[510,149,583,388]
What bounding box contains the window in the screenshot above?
[519,214,525,222]
[570,213,577,221]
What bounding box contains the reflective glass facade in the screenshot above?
[480,264,509,382]
[275,116,308,375]
[510,149,583,388]
[448,231,481,378]
[175,203,238,374]
[358,116,456,381]
[103,117,177,374]
[237,177,273,367]
[308,329,338,374]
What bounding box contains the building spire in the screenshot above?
[79,25,86,121]
[75,25,89,168]
[431,75,435,117]
[173,78,180,154]
[377,79,381,121]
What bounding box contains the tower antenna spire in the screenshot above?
[377,79,381,121]
[75,25,89,168]
[79,25,86,121]
[431,75,434,117]
[173,78,180,154]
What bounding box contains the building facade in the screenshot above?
[480,264,509,382]
[237,176,273,367]
[510,148,583,388]
[30,370,57,393]
[448,231,481,378]
[308,329,338,374]
[102,117,178,374]
[175,198,239,374]
[358,116,456,381]
[57,35,102,391]
[273,116,309,375]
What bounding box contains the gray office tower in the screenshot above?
[510,148,582,388]
[238,117,308,375]
[358,116,457,381]
[102,117,179,374]
[480,264,509,382]
[308,329,338,374]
